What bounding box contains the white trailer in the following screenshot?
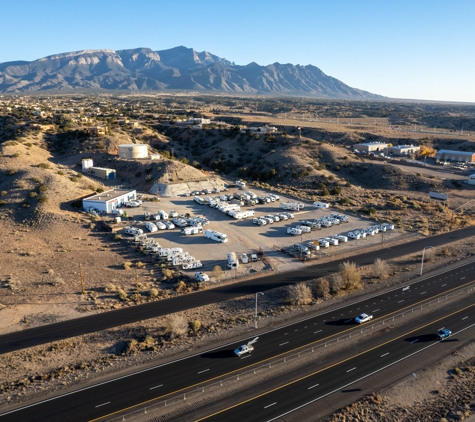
[295,225,311,233]
[204,229,228,243]
[280,202,305,211]
[287,227,303,235]
[227,252,239,269]
[145,222,158,232]
[181,226,203,235]
[194,196,205,205]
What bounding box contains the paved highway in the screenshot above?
[1,226,475,355]
[1,257,474,422]
[199,304,475,422]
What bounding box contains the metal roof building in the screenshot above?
[435,150,475,163]
[82,189,136,213]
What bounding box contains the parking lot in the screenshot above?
[115,186,401,277]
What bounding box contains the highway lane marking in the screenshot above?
[264,402,277,409]
[373,309,380,313]
[314,330,322,334]
[461,277,466,280]
[194,305,475,422]
[380,352,389,357]
[411,339,419,343]
[304,326,308,328]
[95,402,110,408]
[398,300,404,303]
[403,286,410,291]
[241,355,251,359]
[279,342,289,346]
[420,292,426,295]
[441,284,447,287]
[308,383,319,390]
[344,319,353,323]
[198,369,210,374]
[149,385,163,390]
[462,316,468,320]
[346,367,356,372]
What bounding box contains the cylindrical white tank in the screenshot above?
[82,158,93,172]
[118,144,148,159]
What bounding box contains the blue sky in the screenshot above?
[1,0,473,102]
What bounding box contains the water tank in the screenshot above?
[82,158,93,172]
[118,144,148,159]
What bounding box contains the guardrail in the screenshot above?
[105,282,475,421]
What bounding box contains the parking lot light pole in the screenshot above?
[420,246,433,276]
[255,292,264,329]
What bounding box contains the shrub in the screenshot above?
[136,261,145,269]
[165,314,188,339]
[176,280,187,293]
[189,320,201,334]
[330,274,343,294]
[148,288,159,297]
[117,288,128,301]
[37,195,48,203]
[114,234,122,241]
[373,258,390,280]
[57,170,65,176]
[339,261,361,290]
[38,185,48,193]
[287,282,312,305]
[313,278,330,298]
[38,163,50,169]
[104,283,118,293]
[6,169,18,175]
[12,152,20,158]
[0,191,7,196]
[123,261,133,270]
[0,200,7,207]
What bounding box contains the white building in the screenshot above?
[387,144,421,156]
[188,118,211,125]
[353,142,389,153]
[82,189,136,213]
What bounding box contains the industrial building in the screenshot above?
[118,144,148,159]
[435,150,475,163]
[82,189,136,213]
[387,144,420,156]
[84,167,116,180]
[353,142,389,153]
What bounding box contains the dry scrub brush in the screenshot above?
[339,261,362,291]
[287,282,313,305]
[165,314,188,339]
[313,278,330,298]
[373,258,390,281]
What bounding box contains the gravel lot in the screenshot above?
[115,186,402,276]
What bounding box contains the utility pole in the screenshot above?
[79,263,85,294]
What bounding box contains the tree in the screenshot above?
[373,258,390,280]
[330,274,343,294]
[332,186,342,195]
[339,261,361,291]
[313,278,330,298]
[287,282,313,305]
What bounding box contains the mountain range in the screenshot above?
[0,46,383,99]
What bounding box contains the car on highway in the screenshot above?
[355,313,373,324]
[436,328,452,340]
[234,337,259,357]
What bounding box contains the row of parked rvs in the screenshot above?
[347,223,394,239]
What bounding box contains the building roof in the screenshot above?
[84,188,135,202]
[436,150,475,156]
[88,167,116,172]
[390,144,420,149]
[118,144,147,148]
[356,142,388,146]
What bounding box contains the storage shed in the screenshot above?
[435,150,475,163]
[82,189,136,213]
[85,167,116,180]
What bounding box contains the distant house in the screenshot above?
[387,144,420,156]
[435,150,475,163]
[87,125,107,136]
[188,118,211,125]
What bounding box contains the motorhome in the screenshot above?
[181,226,203,235]
[204,229,228,243]
[227,252,239,269]
[145,222,158,232]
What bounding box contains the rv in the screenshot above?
[227,252,239,269]
[280,202,305,211]
[181,226,203,235]
[145,222,158,232]
[194,196,205,205]
[204,229,228,243]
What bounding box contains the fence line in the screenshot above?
[105,283,475,421]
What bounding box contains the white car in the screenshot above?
[125,201,140,208]
[355,313,373,324]
[234,337,259,357]
[156,222,167,230]
[195,272,210,283]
